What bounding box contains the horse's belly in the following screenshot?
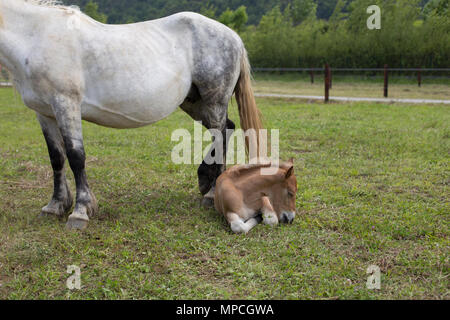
[81,77,190,129]
[81,99,180,129]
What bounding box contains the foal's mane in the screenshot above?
[228,162,277,177]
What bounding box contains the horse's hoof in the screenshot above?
[40,199,72,219]
[40,206,60,218]
[86,192,99,218]
[201,197,214,208]
[66,212,89,231]
[66,217,89,231]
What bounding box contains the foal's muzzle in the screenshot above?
[280,211,295,224]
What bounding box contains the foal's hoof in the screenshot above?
[263,213,279,227]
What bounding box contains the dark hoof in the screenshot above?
[40,198,73,219]
[40,207,61,219]
[201,197,215,209]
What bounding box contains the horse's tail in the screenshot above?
[234,48,263,155]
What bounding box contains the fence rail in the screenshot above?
[253,66,450,102]
[253,67,450,72]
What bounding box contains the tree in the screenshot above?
[288,0,317,25]
[329,0,348,24]
[200,3,218,19]
[232,6,249,32]
[83,1,107,23]
[423,0,449,16]
[219,6,249,32]
[315,0,339,19]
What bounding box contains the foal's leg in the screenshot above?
[51,96,98,230]
[261,196,279,227]
[37,114,73,217]
[227,213,262,234]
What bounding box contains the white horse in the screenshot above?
[0,0,263,230]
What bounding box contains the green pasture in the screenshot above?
[0,87,448,299]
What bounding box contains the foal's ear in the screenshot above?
[285,166,294,179]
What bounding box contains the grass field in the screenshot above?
[0,87,448,300]
[253,73,450,100]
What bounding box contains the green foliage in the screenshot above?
[243,0,449,68]
[243,7,298,67]
[424,0,449,16]
[288,0,317,25]
[63,0,291,25]
[219,6,249,32]
[83,1,107,23]
[199,3,218,19]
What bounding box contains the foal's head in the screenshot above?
[265,159,298,224]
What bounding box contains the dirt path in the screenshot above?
[255,93,450,104]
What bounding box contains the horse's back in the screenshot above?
[21,10,245,129]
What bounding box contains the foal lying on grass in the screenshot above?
[214,160,298,234]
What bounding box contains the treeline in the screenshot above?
[63,0,375,25]
[63,0,337,25]
[65,0,449,68]
[242,0,449,68]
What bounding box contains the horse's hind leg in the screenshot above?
[181,94,236,206]
[198,117,235,207]
[37,114,73,218]
[50,95,98,230]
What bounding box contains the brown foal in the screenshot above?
[214,159,298,234]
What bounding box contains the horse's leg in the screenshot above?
[181,93,235,206]
[37,114,73,218]
[198,117,235,207]
[51,96,98,230]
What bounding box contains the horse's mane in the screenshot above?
[25,0,63,6]
[23,0,79,10]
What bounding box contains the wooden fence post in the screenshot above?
[418,67,422,87]
[325,64,330,103]
[329,67,332,89]
[384,64,389,98]
[310,70,314,84]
